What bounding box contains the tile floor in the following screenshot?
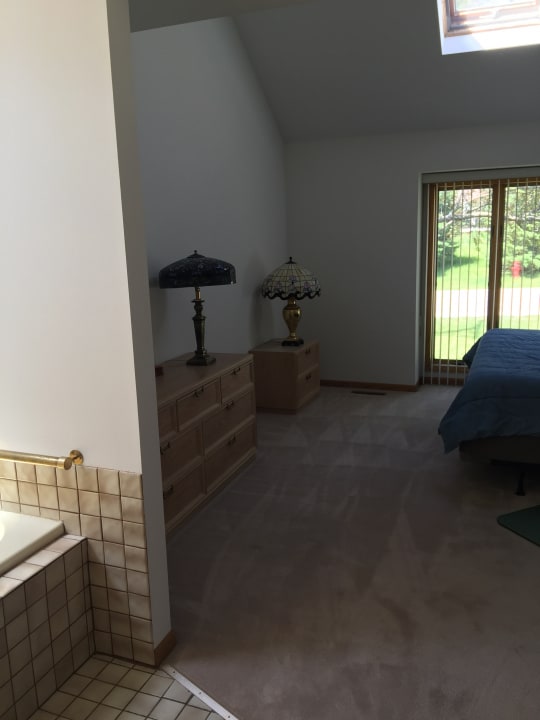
[29,654,229,720]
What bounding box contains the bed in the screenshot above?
[438,328,540,478]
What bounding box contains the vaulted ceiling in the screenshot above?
[129,0,540,142]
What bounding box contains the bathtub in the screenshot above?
[0,509,65,575]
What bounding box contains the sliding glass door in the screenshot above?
[425,177,540,383]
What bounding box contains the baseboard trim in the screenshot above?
[321,379,419,393]
[153,630,176,666]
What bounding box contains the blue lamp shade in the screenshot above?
[261,257,320,346]
[158,251,236,289]
[158,251,236,366]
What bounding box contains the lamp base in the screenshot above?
[187,352,216,366]
[281,338,304,346]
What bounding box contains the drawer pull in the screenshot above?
[305,373,312,381]
[163,486,174,499]
[193,387,205,398]
[225,401,235,410]
[160,441,171,455]
[227,435,237,446]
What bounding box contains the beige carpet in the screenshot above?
[165,386,540,720]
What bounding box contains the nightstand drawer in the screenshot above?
[296,365,320,407]
[203,390,255,453]
[176,380,220,432]
[160,426,202,483]
[163,465,205,528]
[221,362,252,402]
[296,342,319,376]
[205,420,256,492]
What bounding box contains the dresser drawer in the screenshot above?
[296,365,320,407]
[296,342,319,376]
[176,380,220,433]
[158,402,177,438]
[203,390,255,453]
[221,361,253,402]
[205,421,256,492]
[160,426,202,484]
[163,465,205,529]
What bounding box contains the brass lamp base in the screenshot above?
[282,296,304,346]
[187,287,216,365]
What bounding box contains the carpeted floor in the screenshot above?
[165,385,540,720]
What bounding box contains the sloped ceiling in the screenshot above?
[129,0,540,142]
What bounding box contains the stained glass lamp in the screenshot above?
[261,257,321,346]
[159,251,236,365]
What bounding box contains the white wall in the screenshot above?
[130,18,288,364]
[1,0,142,472]
[287,122,540,385]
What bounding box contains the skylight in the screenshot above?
[437,0,540,54]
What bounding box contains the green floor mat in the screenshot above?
[497,505,540,546]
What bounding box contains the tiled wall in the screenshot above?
[0,534,92,720]
[0,460,154,666]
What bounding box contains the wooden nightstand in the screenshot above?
[155,353,257,532]
[250,339,320,412]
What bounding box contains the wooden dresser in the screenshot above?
[156,353,256,532]
[250,339,320,412]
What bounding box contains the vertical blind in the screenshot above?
[423,175,540,384]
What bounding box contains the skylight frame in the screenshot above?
[437,0,540,53]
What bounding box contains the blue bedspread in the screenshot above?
[438,328,540,452]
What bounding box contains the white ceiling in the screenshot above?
[129,0,540,142]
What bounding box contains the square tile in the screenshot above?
[126,570,149,596]
[62,697,99,720]
[110,612,131,637]
[64,544,83,576]
[106,567,127,592]
[36,466,58,485]
[47,581,67,614]
[119,474,142,499]
[9,636,31,675]
[15,687,38,720]
[3,584,25,621]
[60,511,82,535]
[0,459,17,480]
[24,571,46,606]
[12,664,34,701]
[46,558,66,592]
[122,522,146,549]
[148,697,185,720]
[102,517,123,543]
[52,628,72,663]
[54,652,75,686]
[163,683,191,704]
[130,617,152,643]
[37,484,58,510]
[28,599,49,635]
[103,543,125,568]
[86,706,121,720]
[111,634,133,660]
[19,482,39,506]
[89,564,107,587]
[79,491,100,516]
[131,639,154,666]
[76,467,98,492]
[15,463,37,483]
[176,707,209,720]
[68,590,86,623]
[102,687,136,710]
[5,562,41,582]
[141,675,174,698]
[33,645,54,681]
[124,547,147,573]
[35,670,56,706]
[87,541,105,564]
[80,679,115,703]
[100,495,122,521]
[0,478,19,503]
[39,507,60,520]
[124,692,160,716]
[67,568,85,600]
[94,631,113,655]
[58,487,79,513]
[127,593,151,620]
[92,609,111,633]
[97,470,120,496]
[81,515,103,541]
[30,620,51,657]
[120,498,144,524]
[70,614,90,646]
[6,612,29,649]
[77,656,109,678]
[97,662,131,685]
[107,589,129,614]
[60,672,93,696]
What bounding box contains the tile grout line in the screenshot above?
[162,664,241,720]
